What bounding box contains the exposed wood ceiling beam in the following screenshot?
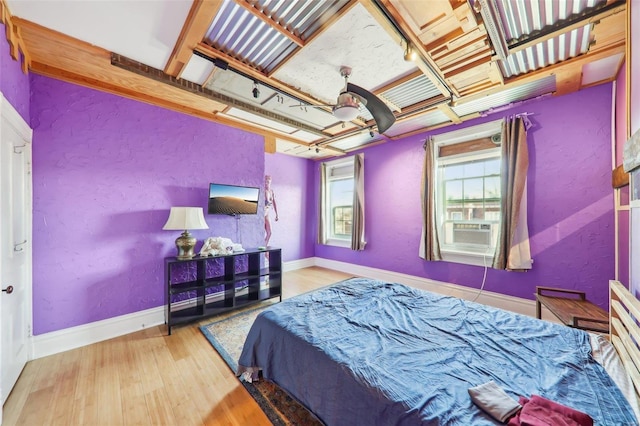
[437,103,462,124]
[112,53,330,138]
[164,0,223,78]
[554,68,582,96]
[0,1,29,73]
[14,17,323,149]
[29,59,312,145]
[234,0,304,47]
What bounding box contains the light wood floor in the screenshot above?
[3,267,353,426]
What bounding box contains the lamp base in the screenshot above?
[175,230,197,259]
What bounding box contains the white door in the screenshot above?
[0,96,32,421]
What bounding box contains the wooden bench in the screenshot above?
[535,286,609,333]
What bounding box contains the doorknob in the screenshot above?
[2,286,13,294]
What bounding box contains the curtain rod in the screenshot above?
[422,113,535,150]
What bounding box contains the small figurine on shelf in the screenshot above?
[199,237,244,257]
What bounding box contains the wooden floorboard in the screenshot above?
[2,267,352,426]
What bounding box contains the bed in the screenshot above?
[237,278,640,425]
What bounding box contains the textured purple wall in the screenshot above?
[31,75,264,334]
[315,84,615,308]
[265,153,314,261]
[0,23,30,123]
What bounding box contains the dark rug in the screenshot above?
[200,302,322,425]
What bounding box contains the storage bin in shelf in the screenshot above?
[164,247,282,335]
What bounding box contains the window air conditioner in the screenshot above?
[452,222,491,246]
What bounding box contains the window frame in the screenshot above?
[432,119,504,266]
[322,156,355,248]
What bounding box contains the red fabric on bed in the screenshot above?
[507,395,593,426]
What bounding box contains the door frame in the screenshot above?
[0,92,33,414]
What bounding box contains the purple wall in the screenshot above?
[265,153,314,261]
[0,23,29,123]
[31,75,265,335]
[315,84,616,308]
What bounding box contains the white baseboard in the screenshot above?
[283,257,315,271]
[314,258,538,317]
[31,306,164,359]
[30,257,549,360]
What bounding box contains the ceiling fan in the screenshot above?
[315,66,396,134]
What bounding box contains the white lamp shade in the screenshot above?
[162,207,209,231]
[333,93,361,122]
[333,104,360,122]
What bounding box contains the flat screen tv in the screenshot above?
[208,183,260,215]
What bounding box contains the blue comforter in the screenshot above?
[238,278,637,425]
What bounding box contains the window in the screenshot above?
[322,157,355,247]
[438,151,500,252]
[333,206,353,236]
[433,119,503,265]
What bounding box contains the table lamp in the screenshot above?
[162,207,209,259]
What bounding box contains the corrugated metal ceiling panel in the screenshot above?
[495,0,605,78]
[205,0,348,73]
[381,74,442,109]
[255,0,349,40]
[496,0,601,41]
[328,133,384,151]
[384,110,451,138]
[452,74,556,116]
[499,26,591,78]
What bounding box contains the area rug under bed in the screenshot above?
[200,302,322,426]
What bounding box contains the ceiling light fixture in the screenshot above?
[332,93,361,121]
[404,42,417,62]
[252,81,260,99]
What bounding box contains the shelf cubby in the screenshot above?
[164,247,282,335]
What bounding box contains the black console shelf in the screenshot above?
[164,247,282,335]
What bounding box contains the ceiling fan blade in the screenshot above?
[346,83,396,133]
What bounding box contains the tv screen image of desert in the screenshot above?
[209,185,259,214]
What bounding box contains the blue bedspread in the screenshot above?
[238,278,637,425]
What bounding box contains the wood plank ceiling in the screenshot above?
[1,0,627,159]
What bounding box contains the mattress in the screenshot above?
[238,278,637,425]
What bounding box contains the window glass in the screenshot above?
[322,157,355,245]
[464,178,484,200]
[437,149,501,255]
[328,178,353,239]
